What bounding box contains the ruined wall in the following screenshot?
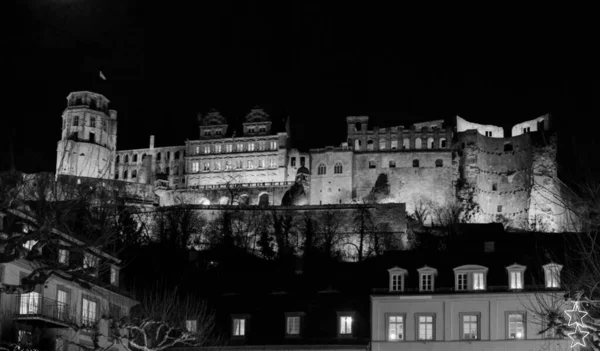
[115,145,186,187]
[511,114,551,137]
[309,147,353,205]
[156,183,293,207]
[456,116,504,138]
[457,131,533,228]
[352,151,455,214]
[56,140,115,179]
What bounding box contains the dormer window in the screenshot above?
[259,126,266,133]
[215,129,222,135]
[506,263,526,290]
[454,265,488,291]
[204,130,211,136]
[248,127,255,134]
[418,266,437,292]
[388,267,407,292]
[543,263,562,288]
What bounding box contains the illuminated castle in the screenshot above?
[56,91,571,232]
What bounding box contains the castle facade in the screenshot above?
[55,91,571,232]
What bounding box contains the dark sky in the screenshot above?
[5,1,598,176]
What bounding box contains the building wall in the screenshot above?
[371,292,570,351]
[456,116,504,138]
[309,147,353,205]
[115,144,186,187]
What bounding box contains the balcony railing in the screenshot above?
[14,294,72,327]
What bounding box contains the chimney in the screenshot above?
[150,135,155,149]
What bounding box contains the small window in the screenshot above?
[334,162,343,174]
[90,117,96,128]
[286,314,302,336]
[317,163,326,175]
[73,116,79,126]
[412,159,419,168]
[523,127,531,133]
[339,314,353,335]
[389,161,396,168]
[485,131,492,137]
[435,159,443,167]
[291,157,296,167]
[215,129,223,135]
[233,317,246,337]
[461,313,480,340]
[186,320,197,333]
[416,314,435,340]
[492,183,497,191]
[368,160,376,169]
[388,267,407,292]
[507,312,525,339]
[497,205,503,213]
[354,122,361,132]
[457,273,467,291]
[387,315,405,341]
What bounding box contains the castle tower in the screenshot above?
[56,91,117,179]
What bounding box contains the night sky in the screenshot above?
[6,1,598,179]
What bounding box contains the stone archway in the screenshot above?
[258,193,269,207]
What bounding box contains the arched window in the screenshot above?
[115,172,119,180]
[367,140,374,151]
[259,193,269,207]
[403,138,410,149]
[142,153,147,160]
[124,155,129,163]
[317,163,326,175]
[439,138,447,148]
[413,159,420,168]
[73,116,79,126]
[123,170,128,179]
[166,152,170,160]
[132,170,137,179]
[504,143,513,152]
[115,155,120,163]
[435,159,443,167]
[156,152,161,161]
[175,151,180,160]
[428,137,434,149]
[334,162,343,174]
[133,154,138,162]
[415,138,422,149]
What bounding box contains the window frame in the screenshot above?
[459,312,481,340]
[334,162,343,174]
[505,311,526,340]
[454,265,488,291]
[317,163,326,175]
[506,263,526,290]
[388,267,407,292]
[543,263,562,288]
[385,313,406,342]
[231,314,249,338]
[81,295,99,326]
[285,312,304,337]
[337,311,355,337]
[417,266,437,292]
[415,313,436,341]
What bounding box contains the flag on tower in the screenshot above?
[99,71,107,80]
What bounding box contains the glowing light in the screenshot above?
[564,302,589,327]
[567,325,589,348]
[515,332,523,339]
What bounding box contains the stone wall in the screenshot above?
[309,147,353,205]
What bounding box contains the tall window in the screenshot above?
[510,271,523,289]
[133,154,138,162]
[258,159,265,168]
[402,138,410,149]
[203,162,210,171]
[58,249,69,265]
[259,141,265,151]
[269,158,276,168]
[215,144,222,153]
[270,141,277,149]
[73,116,79,126]
[204,145,211,154]
[247,160,254,169]
[90,117,96,128]
[543,263,562,288]
[334,162,343,174]
[387,315,405,341]
[192,161,199,172]
[391,140,398,150]
[82,297,97,325]
[427,137,434,149]
[57,289,68,319]
[248,143,255,151]
[339,316,353,335]
[233,318,246,336]
[457,273,467,291]
[291,157,296,167]
[440,138,447,148]
[286,316,301,335]
[110,266,118,285]
[417,315,434,340]
[236,160,243,169]
[415,138,422,149]
[507,313,525,339]
[124,155,129,163]
[421,274,433,291]
[317,164,326,175]
[461,314,479,340]
[367,140,374,150]
[237,143,244,152]
[83,253,98,275]
[473,273,485,290]
[379,140,386,150]
[19,292,40,314]
[214,161,221,171]
[390,274,403,292]
[226,144,233,152]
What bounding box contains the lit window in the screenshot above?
[19,292,40,314]
[203,162,210,171]
[269,158,276,168]
[226,144,233,152]
[421,274,433,291]
[215,144,222,153]
[233,318,246,336]
[379,140,386,150]
[417,315,434,340]
[237,143,244,152]
[389,161,396,168]
[461,314,479,340]
[286,315,301,335]
[402,138,410,149]
[334,162,343,174]
[23,240,37,251]
[195,146,200,154]
[543,263,562,288]
[317,164,326,175]
[248,143,255,151]
[507,313,525,339]
[82,297,97,326]
[510,271,522,289]
[339,315,353,335]
[270,141,277,150]
[110,266,119,286]
[388,315,404,341]
[457,273,467,291]
[58,249,69,264]
[191,162,199,172]
[391,140,398,150]
[186,320,197,333]
[57,289,68,319]
[473,273,485,290]
[204,145,211,154]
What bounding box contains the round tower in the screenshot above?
[56,91,117,179]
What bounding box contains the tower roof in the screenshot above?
[244,106,270,123]
[198,109,227,126]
